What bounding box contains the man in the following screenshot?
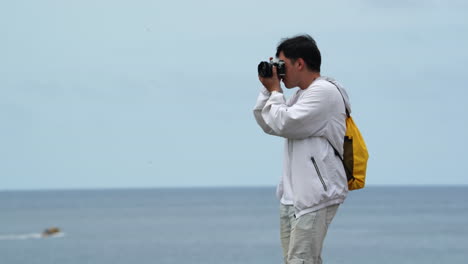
[253,35,351,264]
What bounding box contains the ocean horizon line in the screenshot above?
[1,184,467,193]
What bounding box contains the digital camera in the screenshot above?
[258,59,285,78]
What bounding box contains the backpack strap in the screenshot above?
[325,80,348,160]
[327,80,350,117]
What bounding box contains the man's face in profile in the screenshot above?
[278,52,298,89]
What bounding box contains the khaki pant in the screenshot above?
[280,204,339,264]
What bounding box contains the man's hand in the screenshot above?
[259,58,283,93]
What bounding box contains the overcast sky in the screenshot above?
[1,0,467,190]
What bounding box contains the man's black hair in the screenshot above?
[276,34,321,72]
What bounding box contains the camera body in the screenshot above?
[258,59,286,78]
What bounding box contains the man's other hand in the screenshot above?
[259,58,282,93]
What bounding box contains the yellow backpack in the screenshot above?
[329,82,369,191]
[342,114,369,190]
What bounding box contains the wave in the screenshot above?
[0,232,65,240]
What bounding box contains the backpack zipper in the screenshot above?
[311,157,328,191]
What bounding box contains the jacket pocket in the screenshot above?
[311,157,328,191]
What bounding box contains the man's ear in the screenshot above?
[297,58,305,70]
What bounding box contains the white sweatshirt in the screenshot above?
[253,76,351,217]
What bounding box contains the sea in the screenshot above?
[0,186,467,264]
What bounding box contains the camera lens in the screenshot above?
[258,61,273,77]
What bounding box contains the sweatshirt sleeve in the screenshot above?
[253,87,281,136]
[261,86,333,139]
